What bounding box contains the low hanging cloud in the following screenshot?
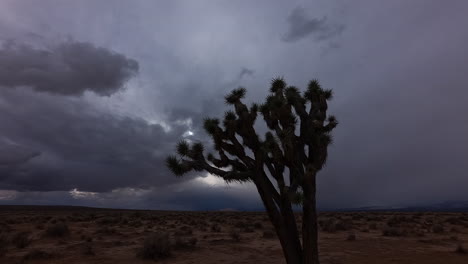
[282,6,345,43]
[0,88,194,192]
[0,139,40,166]
[0,40,139,96]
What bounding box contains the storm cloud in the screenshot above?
[0,40,138,96]
[0,140,40,166]
[0,0,468,210]
[282,6,345,42]
[0,87,197,192]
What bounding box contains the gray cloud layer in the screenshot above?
[0,88,193,192]
[282,6,344,42]
[1,0,468,210]
[0,140,40,166]
[0,40,138,96]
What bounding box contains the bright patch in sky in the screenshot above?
[182,130,194,137]
[195,173,225,186]
[0,190,17,200]
[69,188,98,199]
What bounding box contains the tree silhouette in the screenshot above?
[166,78,337,264]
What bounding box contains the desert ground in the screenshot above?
[0,206,467,264]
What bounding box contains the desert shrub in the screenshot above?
[234,221,246,228]
[23,249,54,260]
[0,234,9,256]
[335,219,353,231]
[346,232,356,241]
[455,244,467,254]
[432,224,444,234]
[137,232,171,260]
[382,227,406,237]
[46,222,70,237]
[253,222,263,229]
[230,229,241,242]
[243,226,254,233]
[173,236,197,250]
[12,231,32,249]
[321,218,352,232]
[321,218,337,232]
[97,217,119,226]
[95,226,117,235]
[210,224,221,233]
[82,242,95,256]
[369,223,378,230]
[175,226,193,236]
[386,216,400,227]
[262,230,276,239]
[352,214,362,220]
[414,229,425,237]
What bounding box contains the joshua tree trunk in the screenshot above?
[256,185,303,264]
[302,168,319,264]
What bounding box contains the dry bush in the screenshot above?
[414,229,426,237]
[82,242,95,256]
[432,224,444,234]
[137,232,171,260]
[346,232,356,241]
[230,229,241,242]
[455,243,467,254]
[173,236,197,250]
[46,222,70,237]
[174,226,193,236]
[12,231,32,249]
[95,226,117,235]
[253,222,263,229]
[234,221,247,228]
[321,218,352,232]
[210,224,221,233]
[96,217,119,226]
[23,249,54,261]
[242,226,254,233]
[262,229,277,239]
[382,227,407,237]
[0,234,9,257]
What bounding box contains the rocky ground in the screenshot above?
[0,206,467,263]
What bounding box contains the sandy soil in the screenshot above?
[0,206,467,263]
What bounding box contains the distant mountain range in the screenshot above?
[1,201,468,212]
[330,200,468,212]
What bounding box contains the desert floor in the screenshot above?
[0,206,467,263]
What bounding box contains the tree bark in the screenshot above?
[302,169,319,264]
[254,178,303,264]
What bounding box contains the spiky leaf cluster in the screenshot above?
[167,77,337,201]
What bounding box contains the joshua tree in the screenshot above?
[166,78,337,264]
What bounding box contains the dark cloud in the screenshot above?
[0,140,40,166]
[1,0,468,210]
[282,6,345,43]
[238,67,254,79]
[0,40,138,96]
[0,89,189,192]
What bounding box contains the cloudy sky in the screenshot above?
[1,0,467,210]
